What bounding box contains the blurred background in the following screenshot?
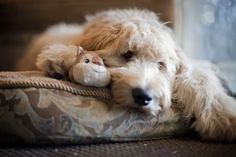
[175,0,236,93]
[0,0,174,71]
[0,0,235,93]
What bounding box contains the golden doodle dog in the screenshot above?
[17,9,236,141]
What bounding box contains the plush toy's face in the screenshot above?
[79,53,104,67]
[70,49,110,87]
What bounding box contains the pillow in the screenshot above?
[0,71,188,144]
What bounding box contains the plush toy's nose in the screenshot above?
[92,57,103,65]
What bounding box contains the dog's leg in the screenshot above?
[36,44,77,79]
[17,24,82,71]
[173,63,236,141]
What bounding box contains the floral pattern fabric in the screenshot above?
[0,71,188,144]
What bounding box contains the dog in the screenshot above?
[17,9,236,141]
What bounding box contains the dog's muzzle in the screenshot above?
[132,88,152,106]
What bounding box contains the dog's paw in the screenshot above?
[36,53,66,79]
[36,43,77,79]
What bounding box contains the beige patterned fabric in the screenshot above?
[0,71,188,144]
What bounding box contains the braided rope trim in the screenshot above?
[0,79,112,100]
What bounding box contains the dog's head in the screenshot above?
[76,9,186,115]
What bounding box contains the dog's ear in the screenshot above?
[73,21,133,51]
[73,23,123,50]
[175,48,189,75]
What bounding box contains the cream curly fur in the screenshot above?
[17,9,236,141]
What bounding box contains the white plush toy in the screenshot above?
[69,46,111,87]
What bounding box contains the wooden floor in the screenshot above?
[0,136,236,157]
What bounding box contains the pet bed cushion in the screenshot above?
[0,71,188,144]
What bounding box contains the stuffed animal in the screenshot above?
[69,46,110,87]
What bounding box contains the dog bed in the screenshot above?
[0,71,188,144]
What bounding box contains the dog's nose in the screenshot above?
[132,88,152,106]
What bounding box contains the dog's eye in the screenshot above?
[122,50,134,61]
[85,58,90,63]
[157,62,166,70]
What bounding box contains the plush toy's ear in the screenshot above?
[76,46,84,58]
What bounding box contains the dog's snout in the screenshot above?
[132,88,152,106]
